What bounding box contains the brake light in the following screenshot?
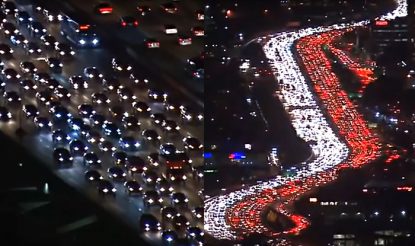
[99,7,113,14]
[122,21,126,27]
[134,21,139,26]
[79,25,90,30]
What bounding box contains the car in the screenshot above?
[68,117,85,131]
[124,180,142,195]
[23,104,39,118]
[165,168,187,182]
[192,207,203,220]
[52,129,71,145]
[161,206,177,221]
[20,61,38,74]
[195,9,204,21]
[4,91,21,104]
[99,140,116,153]
[1,22,19,37]
[83,67,103,80]
[102,122,121,139]
[143,190,163,207]
[2,2,17,16]
[120,16,138,27]
[147,153,161,168]
[183,137,203,151]
[162,230,178,244]
[46,57,63,73]
[86,130,105,145]
[45,78,63,90]
[142,129,161,142]
[53,148,73,166]
[0,106,12,122]
[15,11,32,25]
[125,155,146,174]
[157,178,174,195]
[113,151,128,166]
[172,214,190,230]
[187,226,204,242]
[119,136,140,152]
[109,105,128,121]
[122,116,140,130]
[193,166,204,181]
[83,152,102,168]
[40,34,57,48]
[132,101,151,114]
[69,76,88,90]
[140,214,161,232]
[80,124,92,138]
[50,105,72,122]
[161,2,178,14]
[151,113,166,126]
[24,42,42,55]
[33,72,50,84]
[148,89,167,102]
[111,58,132,73]
[55,42,75,57]
[107,166,127,181]
[36,90,58,106]
[162,120,180,132]
[142,170,160,186]
[97,179,116,196]
[137,5,151,16]
[180,105,204,122]
[89,114,107,128]
[28,21,47,37]
[145,38,160,49]
[117,87,136,102]
[78,104,96,118]
[0,12,5,24]
[160,143,177,156]
[171,192,189,206]
[102,77,122,91]
[2,68,20,81]
[0,43,13,56]
[178,35,192,46]
[69,139,88,157]
[92,93,110,105]
[129,72,149,87]
[10,34,28,46]
[85,169,103,182]
[54,87,71,100]
[164,24,178,34]
[191,26,204,36]
[95,2,113,15]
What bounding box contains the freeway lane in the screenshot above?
[205,0,407,243]
[58,0,204,104]
[0,0,204,245]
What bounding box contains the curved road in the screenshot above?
[205,0,407,242]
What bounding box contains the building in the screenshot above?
[370,17,410,55]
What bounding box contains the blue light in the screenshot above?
[204,152,213,158]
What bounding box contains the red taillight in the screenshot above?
[99,7,113,14]
[122,22,126,27]
[134,21,139,26]
[79,25,90,30]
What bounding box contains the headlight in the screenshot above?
[79,39,86,45]
[92,38,99,45]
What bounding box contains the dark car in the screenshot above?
[151,113,166,126]
[172,214,190,230]
[54,87,71,100]
[171,192,189,206]
[36,89,58,106]
[126,155,146,174]
[10,34,28,47]
[55,42,75,57]
[162,120,180,132]
[23,104,39,118]
[117,87,136,101]
[20,61,38,74]
[122,116,140,130]
[15,11,32,25]
[69,139,88,157]
[129,72,149,87]
[107,166,127,181]
[86,130,105,145]
[83,152,102,168]
[142,170,160,186]
[90,114,107,128]
[137,5,151,16]
[50,105,72,122]
[102,77,122,91]
[53,148,73,166]
[45,78,62,90]
[160,143,177,156]
[92,92,110,105]
[85,169,103,182]
[40,34,57,48]
[34,116,53,131]
[4,91,21,104]
[143,190,163,207]
[148,152,161,168]
[95,2,113,15]
[0,106,12,122]
[102,122,121,139]
[78,104,96,118]
[162,230,178,244]
[113,151,128,166]
[161,2,178,14]
[83,66,103,81]
[33,72,50,84]
[20,79,37,92]
[148,88,167,102]
[97,179,116,196]
[0,43,13,56]
[28,21,47,37]
[183,137,203,151]
[192,207,203,220]
[46,57,63,73]
[52,129,71,145]
[142,129,161,142]
[124,180,142,195]
[140,214,161,232]
[132,101,151,115]
[2,68,20,81]
[119,136,140,152]
[161,206,177,221]
[2,1,18,16]
[1,22,18,37]
[99,140,116,153]
[111,57,132,74]
[24,41,42,55]
[187,226,204,242]
[69,75,88,90]
[120,16,138,27]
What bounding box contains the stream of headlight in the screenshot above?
[204,0,407,241]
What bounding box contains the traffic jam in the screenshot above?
[0,0,203,244]
[204,0,407,242]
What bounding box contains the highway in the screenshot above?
[204,0,407,243]
[0,0,204,245]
